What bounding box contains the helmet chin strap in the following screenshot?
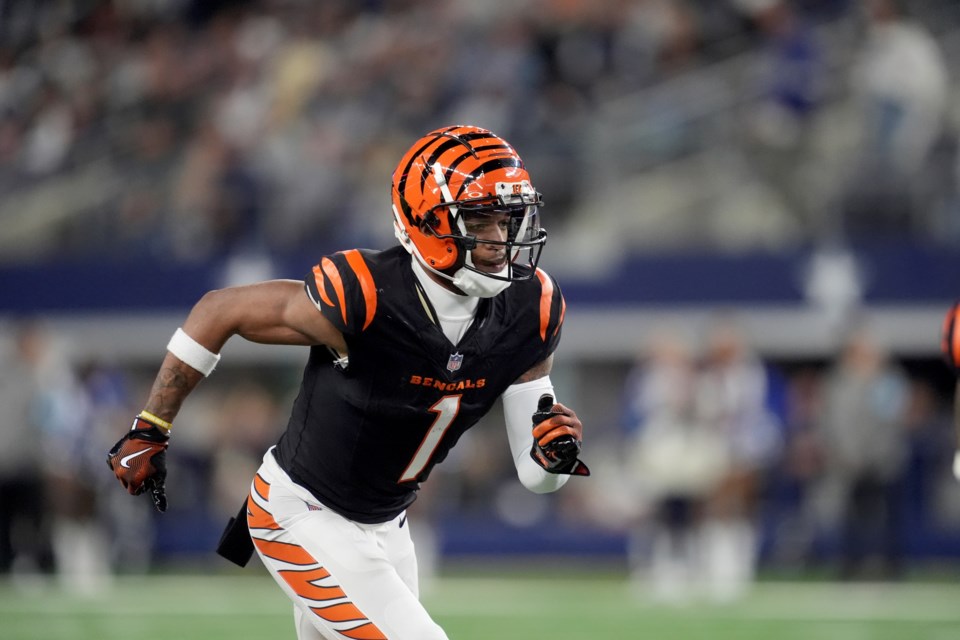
[451,253,511,298]
[405,245,511,298]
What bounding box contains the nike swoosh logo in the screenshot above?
[120,448,151,469]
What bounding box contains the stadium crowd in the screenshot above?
[1,0,958,265]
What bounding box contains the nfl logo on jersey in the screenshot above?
[446,352,463,372]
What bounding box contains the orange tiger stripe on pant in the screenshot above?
[279,566,345,602]
[252,538,315,566]
[339,622,388,640]
[247,500,389,639]
[309,602,367,623]
[247,494,281,530]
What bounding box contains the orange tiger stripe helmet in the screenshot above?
[391,125,547,296]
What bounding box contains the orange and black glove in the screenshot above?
[942,301,960,375]
[530,394,590,476]
[107,413,170,512]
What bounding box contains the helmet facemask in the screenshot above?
[428,171,546,282]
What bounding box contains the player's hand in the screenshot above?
[107,414,170,512]
[529,394,590,476]
[942,301,960,375]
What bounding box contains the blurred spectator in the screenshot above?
[26,325,115,592]
[841,0,949,240]
[79,359,151,577]
[43,358,128,593]
[0,321,56,578]
[815,326,910,579]
[0,321,154,591]
[694,317,782,600]
[900,377,957,533]
[767,366,825,568]
[742,0,827,236]
[0,320,117,590]
[623,319,783,601]
[623,327,729,602]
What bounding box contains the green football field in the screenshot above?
[2,568,959,640]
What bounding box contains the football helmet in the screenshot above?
[391,125,547,297]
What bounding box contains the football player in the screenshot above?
[942,301,960,482]
[107,125,589,640]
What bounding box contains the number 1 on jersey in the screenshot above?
[399,395,461,483]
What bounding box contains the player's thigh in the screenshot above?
[283,509,446,639]
[251,483,446,639]
[293,605,334,640]
[380,515,420,598]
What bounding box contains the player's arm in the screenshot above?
[501,355,589,494]
[144,280,345,421]
[108,280,344,509]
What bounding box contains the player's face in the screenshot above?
[462,212,510,273]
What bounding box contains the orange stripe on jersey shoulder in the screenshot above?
[342,250,377,330]
[253,538,315,566]
[311,264,334,307]
[554,294,566,337]
[339,622,388,640]
[535,268,554,341]
[322,257,348,325]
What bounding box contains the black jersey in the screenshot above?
[273,245,565,523]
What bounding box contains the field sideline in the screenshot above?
[2,570,959,640]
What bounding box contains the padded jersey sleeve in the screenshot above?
[534,268,566,357]
[304,249,379,336]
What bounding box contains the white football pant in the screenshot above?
[248,449,448,640]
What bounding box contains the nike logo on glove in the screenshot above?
[120,448,152,468]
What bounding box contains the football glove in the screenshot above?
[530,394,590,476]
[942,301,960,375]
[107,414,170,512]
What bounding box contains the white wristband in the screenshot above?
[953,451,960,482]
[167,328,221,377]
